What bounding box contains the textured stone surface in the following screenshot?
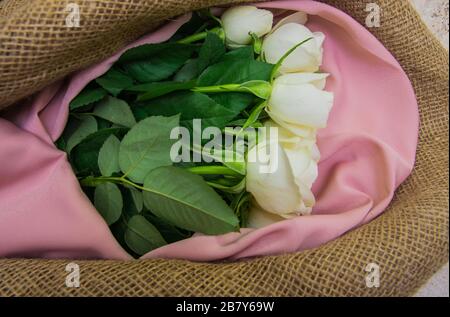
[411,0,449,297]
[411,0,449,49]
[416,263,449,297]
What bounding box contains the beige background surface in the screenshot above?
[412,0,449,48]
[411,0,449,297]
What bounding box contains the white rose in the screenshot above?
[267,73,334,130]
[246,122,320,223]
[264,120,319,159]
[247,202,287,229]
[262,22,325,73]
[221,6,274,47]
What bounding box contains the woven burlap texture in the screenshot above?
[0,0,448,297]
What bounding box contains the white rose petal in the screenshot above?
[274,72,329,90]
[246,123,321,219]
[222,6,274,47]
[271,11,308,32]
[265,109,318,139]
[284,147,319,189]
[294,182,316,215]
[311,143,321,162]
[246,140,301,215]
[264,120,317,149]
[262,23,325,73]
[268,73,334,129]
[242,12,332,227]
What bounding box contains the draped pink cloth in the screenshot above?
[0,0,418,261]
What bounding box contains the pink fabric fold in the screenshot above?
[0,0,418,261]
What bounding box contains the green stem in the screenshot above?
[81,169,246,196]
[187,166,242,177]
[250,32,263,55]
[177,31,208,44]
[192,80,272,100]
[80,176,148,192]
[81,167,244,195]
[224,127,259,139]
[177,27,224,44]
[270,37,314,82]
[239,100,268,133]
[192,84,241,94]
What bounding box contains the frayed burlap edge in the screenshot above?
[0,0,448,297]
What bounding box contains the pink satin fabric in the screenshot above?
[0,1,418,261]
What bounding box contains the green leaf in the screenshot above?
[169,11,213,42]
[142,166,239,235]
[70,88,107,111]
[60,117,85,151]
[55,137,67,152]
[94,183,123,225]
[222,46,255,62]
[120,187,143,221]
[143,211,191,244]
[98,135,121,177]
[190,143,247,175]
[118,43,196,83]
[208,93,254,115]
[97,117,112,130]
[72,128,128,176]
[96,68,134,96]
[174,32,226,82]
[174,59,203,83]
[134,91,237,130]
[250,32,263,55]
[110,217,129,250]
[240,101,268,131]
[119,115,180,183]
[198,58,274,86]
[66,115,98,153]
[238,80,272,100]
[93,96,136,128]
[231,191,251,227]
[226,118,248,126]
[207,177,246,194]
[124,215,167,255]
[132,80,197,101]
[128,187,144,213]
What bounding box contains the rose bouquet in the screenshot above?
[57,6,333,257]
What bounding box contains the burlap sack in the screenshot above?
[0,0,448,297]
